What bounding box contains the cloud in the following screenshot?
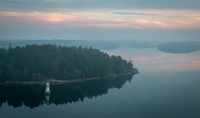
[1,9,200,30]
[0,11,76,22]
[0,0,200,30]
[113,12,162,16]
[89,20,168,29]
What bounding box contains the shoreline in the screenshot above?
[0,72,138,85]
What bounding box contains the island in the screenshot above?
[0,44,138,83]
[157,41,200,53]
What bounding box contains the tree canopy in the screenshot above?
[0,44,137,82]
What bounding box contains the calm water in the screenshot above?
[0,71,200,118]
[1,48,200,118]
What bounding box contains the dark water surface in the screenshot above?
[0,71,200,118]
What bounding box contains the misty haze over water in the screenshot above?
[1,40,200,72]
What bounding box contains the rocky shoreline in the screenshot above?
[0,72,138,85]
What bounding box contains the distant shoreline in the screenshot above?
[0,72,138,85]
[157,41,200,54]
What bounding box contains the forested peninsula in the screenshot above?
[0,44,138,83]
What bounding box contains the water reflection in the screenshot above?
[0,75,134,109]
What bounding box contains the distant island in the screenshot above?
[0,44,138,83]
[0,39,160,50]
[157,41,200,53]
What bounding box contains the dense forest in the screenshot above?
[0,44,137,82]
[157,41,200,53]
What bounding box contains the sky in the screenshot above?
[0,0,200,41]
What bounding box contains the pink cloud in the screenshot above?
[133,20,168,28]
[90,23,128,28]
[0,9,200,29]
[0,11,77,23]
[87,19,169,29]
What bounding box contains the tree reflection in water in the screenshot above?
[0,75,134,108]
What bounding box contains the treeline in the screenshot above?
[0,44,137,82]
